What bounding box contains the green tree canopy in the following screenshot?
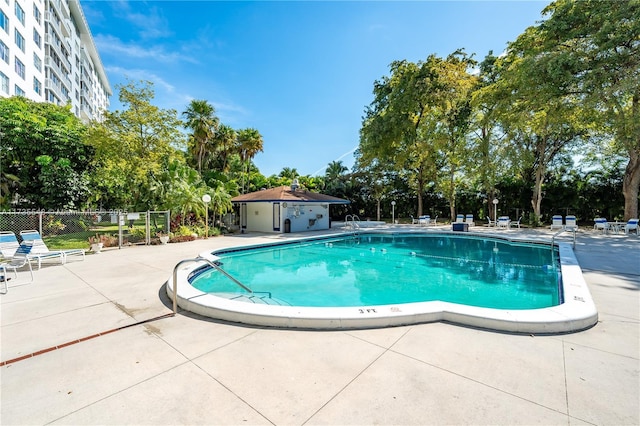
[0,97,91,209]
[86,80,185,210]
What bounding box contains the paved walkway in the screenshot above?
[1,226,638,425]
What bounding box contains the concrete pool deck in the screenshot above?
[1,225,638,425]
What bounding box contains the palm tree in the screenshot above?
[213,124,237,172]
[324,160,349,194]
[237,128,264,193]
[182,100,219,174]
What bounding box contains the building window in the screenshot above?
[33,4,41,24]
[14,84,25,96]
[33,28,41,48]
[15,29,25,52]
[15,57,25,79]
[0,9,8,33]
[33,52,41,71]
[15,2,25,25]
[33,77,41,94]
[0,71,8,94]
[0,40,8,64]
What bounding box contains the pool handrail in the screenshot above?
[172,256,253,314]
[552,227,576,250]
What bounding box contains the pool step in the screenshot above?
[215,292,291,306]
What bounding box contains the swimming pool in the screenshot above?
[167,232,598,333]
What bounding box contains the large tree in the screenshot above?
[534,0,640,219]
[359,51,477,219]
[490,25,589,220]
[0,97,91,209]
[86,80,185,210]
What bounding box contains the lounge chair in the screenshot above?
[418,215,430,226]
[465,214,475,226]
[497,216,511,228]
[550,215,564,230]
[410,215,419,224]
[430,216,438,226]
[624,219,639,235]
[510,216,523,229]
[454,214,465,224]
[0,231,20,259]
[1,241,34,292]
[19,230,85,269]
[486,216,495,227]
[565,215,579,231]
[594,218,609,233]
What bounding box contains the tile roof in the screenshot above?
[231,186,350,204]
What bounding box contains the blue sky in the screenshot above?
[82,0,548,177]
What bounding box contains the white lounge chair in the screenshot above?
[418,215,430,226]
[565,215,578,231]
[486,216,495,227]
[465,214,475,226]
[0,231,20,259]
[454,214,465,224]
[624,219,639,235]
[1,241,34,292]
[497,216,511,228]
[19,230,85,269]
[594,218,609,233]
[550,215,564,230]
[510,216,523,229]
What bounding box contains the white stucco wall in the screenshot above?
[285,203,330,233]
[246,202,274,232]
[243,202,332,233]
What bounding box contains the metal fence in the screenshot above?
[0,210,170,248]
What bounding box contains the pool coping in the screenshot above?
[166,231,598,334]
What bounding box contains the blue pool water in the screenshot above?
[190,234,561,310]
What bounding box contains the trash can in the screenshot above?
[284,218,291,233]
[452,223,469,232]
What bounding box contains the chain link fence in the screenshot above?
[0,210,170,248]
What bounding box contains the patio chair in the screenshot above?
[594,218,609,233]
[465,214,475,226]
[510,216,523,229]
[1,241,34,293]
[0,231,20,259]
[565,215,579,232]
[486,216,495,227]
[19,230,85,269]
[431,216,438,226]
[624,219,639,235]
[418,215,430,226]
[550,215,564,230]
[410,215,419,225]
[497,216,511,228]
[454,214,465,224]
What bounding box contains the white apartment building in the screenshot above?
[0,0,110,122]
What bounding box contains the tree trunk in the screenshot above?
[416,177,424,217]
[622,148,640,220]
[531,164,545,220]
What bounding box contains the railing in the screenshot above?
[551,227,576,250]
[344,214,361,231]
[171,256,253,314]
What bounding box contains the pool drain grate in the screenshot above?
[0,312,175,367]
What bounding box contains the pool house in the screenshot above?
[231,182,350,233]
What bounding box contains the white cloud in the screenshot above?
[106,66,176,93]
[94,34,198,64]
[110,0,173,39]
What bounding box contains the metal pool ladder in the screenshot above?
[171,256,253,315]
[551,228,577,250]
